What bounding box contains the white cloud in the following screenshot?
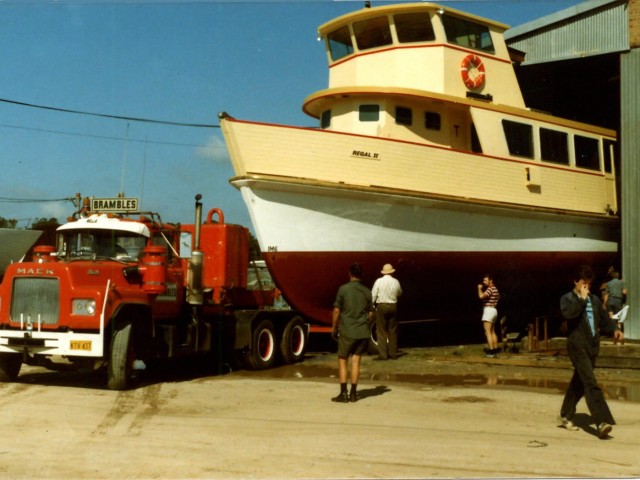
[196,134,230,164]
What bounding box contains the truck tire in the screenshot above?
[279,316,306,364]
[244,319,277,370]
[0,353,22,381]
[107,322,135,390]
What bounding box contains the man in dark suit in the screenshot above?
[557,265,624,439]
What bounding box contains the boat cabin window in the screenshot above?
[394,12,435,43]
[575,135,600,171]
[321,110,331,129]
[502,120,533,158]
[442,15,495,53]
[359,104,380,122]
[327,25,354,61]
[540,128,569,165]
[395,106,412,126]
[425,112,441,130]
[353,16,392,50]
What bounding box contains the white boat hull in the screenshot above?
[232,178,618,327]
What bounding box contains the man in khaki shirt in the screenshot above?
[371,263,402,360]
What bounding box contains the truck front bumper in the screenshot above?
[0,330,104,357]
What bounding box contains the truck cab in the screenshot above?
[0,195,307,390]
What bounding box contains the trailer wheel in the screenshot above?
[107,321,135,390]
[244,319,277,370]
[280,316,306,364]
[0,353,22,381]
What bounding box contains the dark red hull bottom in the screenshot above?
[263,250,618,337]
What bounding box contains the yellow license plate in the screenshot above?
[70,340,92,351]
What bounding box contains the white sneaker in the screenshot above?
[557,415,579,431]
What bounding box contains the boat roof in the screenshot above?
[302,85,617,137]
[317,2,510,35]
[57,214,150,237]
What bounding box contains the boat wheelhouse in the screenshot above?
[220,3,619,330]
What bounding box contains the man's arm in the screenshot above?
[331,307,341,340]
[477,284,486,300]
[560,292,585,320]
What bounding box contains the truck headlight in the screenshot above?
[72,299,96,315]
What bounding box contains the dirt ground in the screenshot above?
[1,341,639,479]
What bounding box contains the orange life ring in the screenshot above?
[460,54,485,89]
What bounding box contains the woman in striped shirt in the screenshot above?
[478,274,500,358]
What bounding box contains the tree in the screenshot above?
[248,233,261,261]
[29,218,61,247]
[0,217,18,229]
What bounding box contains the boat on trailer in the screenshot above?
[220,2,619,333]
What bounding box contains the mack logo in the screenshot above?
[17,268,55,275]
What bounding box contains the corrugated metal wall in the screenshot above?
[507,0,638,339]
[507,0,628,64]
[621,48,639,340]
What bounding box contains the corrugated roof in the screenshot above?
[504,0,629,64]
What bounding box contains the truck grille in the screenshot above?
[11,277,60,325]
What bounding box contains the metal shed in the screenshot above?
[505,0,639,340]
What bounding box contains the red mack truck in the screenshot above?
[0,194,307,389]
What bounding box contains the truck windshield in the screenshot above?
[58,230,147,261]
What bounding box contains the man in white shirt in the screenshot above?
[371,264,402,360]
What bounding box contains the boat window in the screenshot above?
[321,110,331,129]
[425,112,441,130]
[442,15,494,53]
[395,106,412,126]
[359,104,380,122]
[327,25,354,61]
[502,120,533,158]
[394,13,435,43]
[353,16,392,50]
[471,124,482,153]
[540,128,569,165]
[603,139,617,174]
[575,135,600,171]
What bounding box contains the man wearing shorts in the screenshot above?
[478,274,500,358]
[331,262,373,403]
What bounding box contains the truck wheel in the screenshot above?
[0,353,22,381]
[107,322,135,390]
[245,319,277,370]
[279,316,306,364]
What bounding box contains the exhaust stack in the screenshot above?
[187,194,204,305]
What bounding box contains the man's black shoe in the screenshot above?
[331,392,349,403]
[349,391,358,403]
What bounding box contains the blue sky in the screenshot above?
[0,0,584,230]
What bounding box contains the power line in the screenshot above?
[0,121,227,149]
[0,97,218,129]
[0,196,75,204]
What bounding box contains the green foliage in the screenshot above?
[0,217,18,229]
[29,217,61,246]
[248,232,261,261]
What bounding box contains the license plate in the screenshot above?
[70,340,92,351]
